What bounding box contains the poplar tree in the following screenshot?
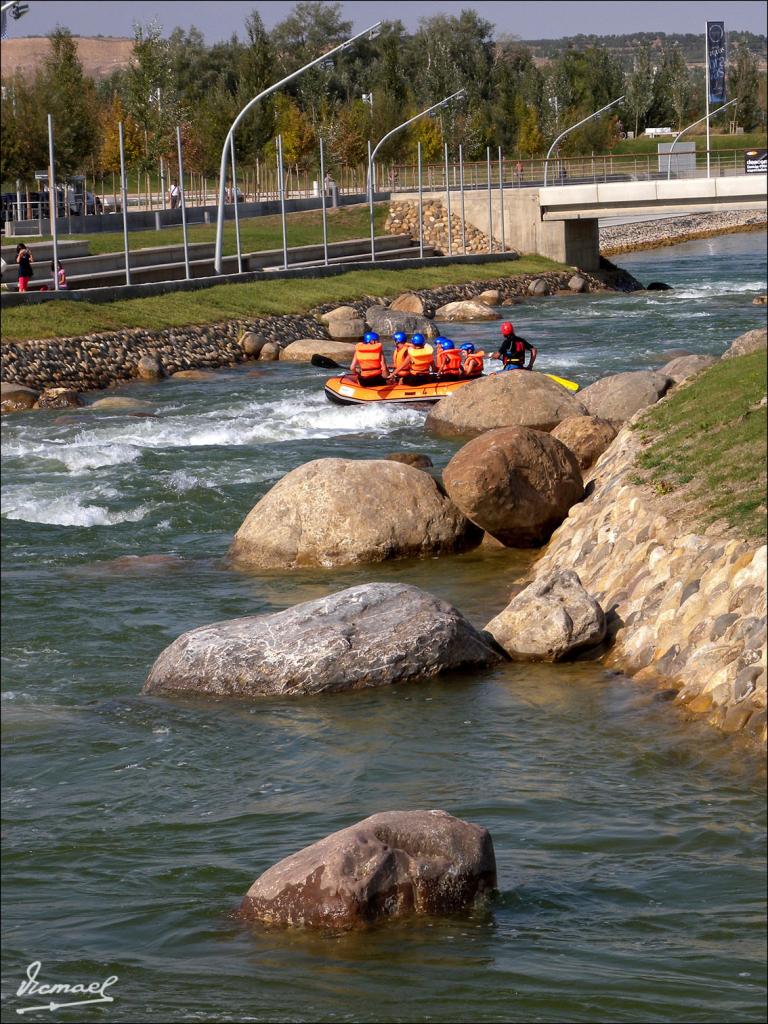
[625,43,655,137]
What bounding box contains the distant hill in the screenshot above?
[520,31,767,70]
[0,35,134,79]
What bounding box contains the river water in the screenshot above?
[2,233,766,1023]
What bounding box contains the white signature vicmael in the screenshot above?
[16,961,118,1014]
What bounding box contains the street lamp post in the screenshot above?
[213,21,381,273]
[666,98,736,180]
[543,95,625,186]
[367,89,466,262]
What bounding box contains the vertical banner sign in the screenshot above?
[707,22,726,104]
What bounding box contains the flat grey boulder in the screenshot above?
[425,372,587,439]
[327,318,366,340]
[660,354,718,382]
[434,299,497,321]
[722,327,767,360]
[578,370,672,421]
[281,338,357,363]
[143,583,501,699]
[443,426,583,547]
[229,458,481,569]
[239,809,497,929]
[549,415,618,470]
[365,305,438,339]
[484,569,606,661]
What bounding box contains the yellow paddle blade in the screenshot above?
[544,373,580,392]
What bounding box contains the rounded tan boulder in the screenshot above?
[425,372,586,438]
[434,299,498,321]
[550,415,618,470]
[722,327,767,359]
[578,370,672,421]
[442,426,583,547]
[320,305,357,323]
[659,354,718,383]
[228,458,482,569]
[281,338,357,363]
[390,292,426,314]
[239,809,497,929]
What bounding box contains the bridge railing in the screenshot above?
[385,148,759,192]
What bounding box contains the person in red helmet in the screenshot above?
[493,321,537,370]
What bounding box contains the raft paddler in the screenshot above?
[460,342,485,377]
[390,331,410,378]
[435,337,465,379]
[494,321,537,370]
[350,332,388,387]
[397,333,435,384]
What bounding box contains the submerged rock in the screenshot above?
[143,582,500,698]
[229,458,481,569]
[239,809,497,929]
[385,452,434,469]
[1,382,39,413]
[484,569,606,661]
[34,387,83,410]
[442,426,583,547]
[425,372,586,439]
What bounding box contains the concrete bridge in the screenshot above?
[399,173,767,270]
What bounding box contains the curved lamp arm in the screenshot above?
[666,98,736,180]
[543,95,625,186]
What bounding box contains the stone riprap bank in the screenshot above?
[1,270,632,393]
[527,423,767,741]
[600,209,767,256]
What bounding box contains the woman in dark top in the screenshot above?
[16,243,34,293]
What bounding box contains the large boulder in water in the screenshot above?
[722,327,767,360]
[425,372,586,439]
[578,370,673,422]
[239,809,497,930]
[228,458,481,569]
[659,354,718,383]
[281,338,357,363]
[484,569,606,661]
[143,582,501,699]
[1,382,39,413]
[549,415,618,470]
[365,305,438,339]
[434,299,497,321]
[442,426,583,547]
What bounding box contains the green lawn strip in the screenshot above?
[0,256,563,342]
[21,204,390,257]
[609,132,766,157]
[633,352,768,539]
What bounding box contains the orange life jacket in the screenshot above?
[463,350,484,376]
[393,343,410,374]
[438,348,464,375]
[407,345,434,374]
[354,342,384,377]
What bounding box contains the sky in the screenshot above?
[3,0,766,44]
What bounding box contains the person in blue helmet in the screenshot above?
[460,342,485,377]
[350,331,387,386]
[398,332,434,384]
[435,337,465,379]
[391,331,410,377]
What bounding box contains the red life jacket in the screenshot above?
[354,342,384,377]
[438,349,464,375]
[464,351,484,376]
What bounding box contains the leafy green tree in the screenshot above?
[517,105,544,156]
[666,44,691,129]
[625,42,655,136]
[124,21,180,173]
[729,41,762,130]
[0,73,48,185]
[328,99,371,167]
[234,11,277,163]
[272,94,317,172]
[38,29,100,176]
[97,95,144,172]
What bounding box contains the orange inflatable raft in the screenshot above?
[324,374,474,405]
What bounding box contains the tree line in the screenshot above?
[1,2,765,189]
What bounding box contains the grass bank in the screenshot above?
[632,352,767,540]
[0,256,564,342]
[21,203,390,257]
[610,131,766,156]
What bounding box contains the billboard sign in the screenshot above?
[706,22,727,104]
[745,149,767,174]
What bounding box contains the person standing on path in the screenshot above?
[16,243,34,293]
[169,181,180,209]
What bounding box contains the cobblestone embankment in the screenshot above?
[527,422,767,742]
[600,209,767,256]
